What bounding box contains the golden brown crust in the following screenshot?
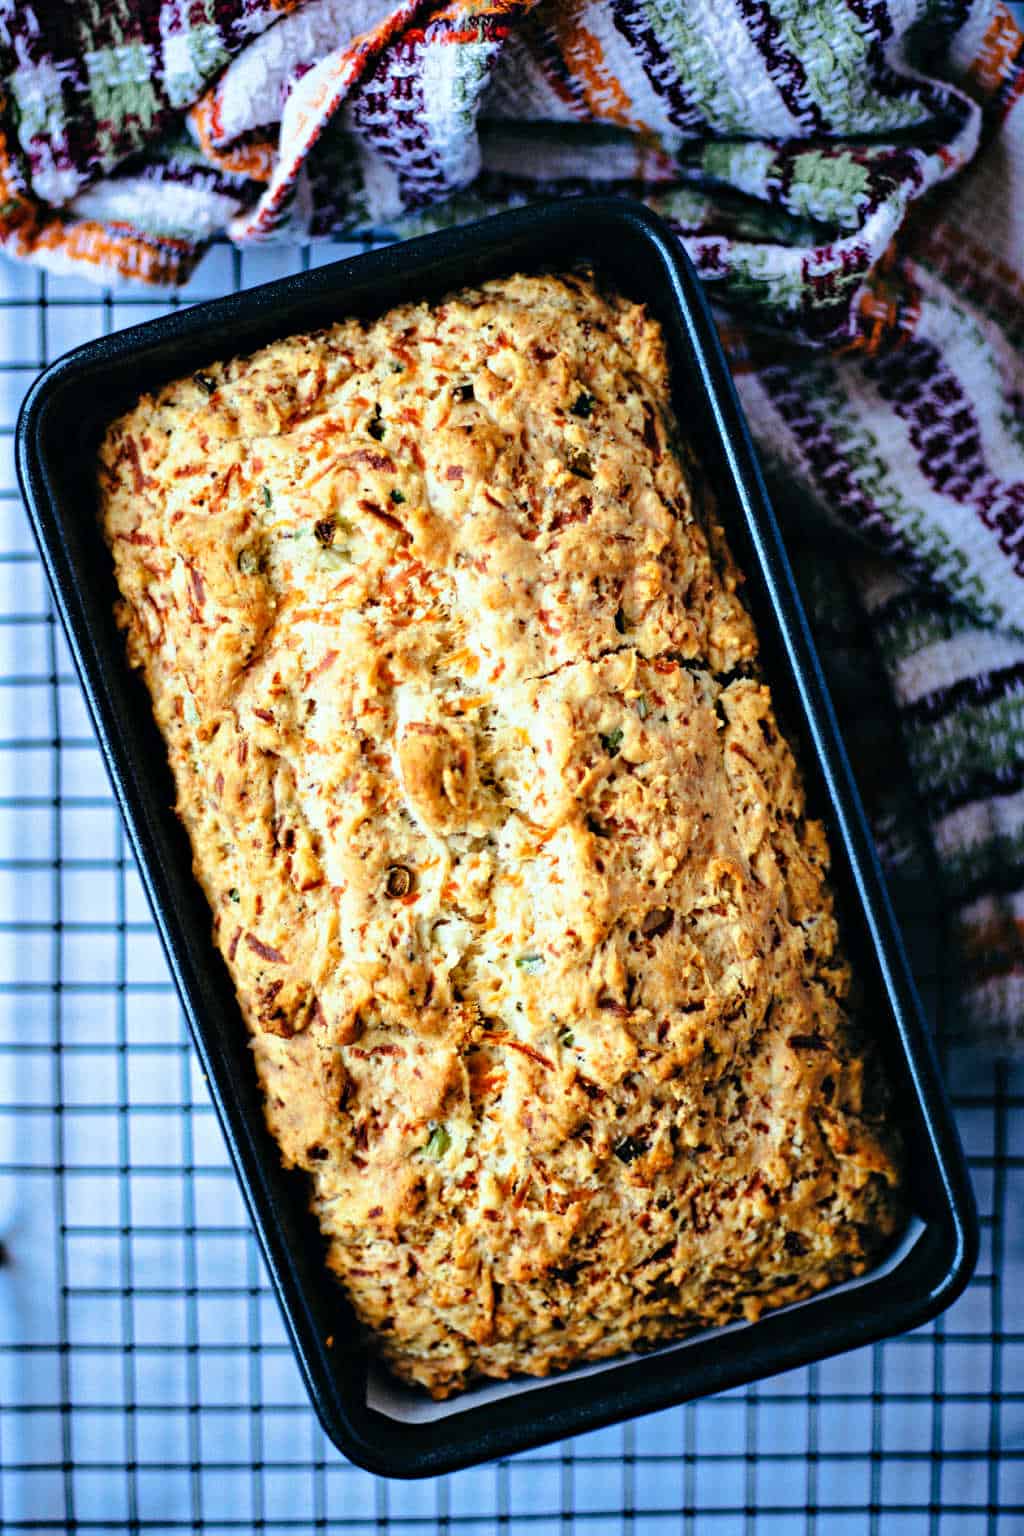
[98,272,903,1398]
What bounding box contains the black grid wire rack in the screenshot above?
[0,235,1021,1536]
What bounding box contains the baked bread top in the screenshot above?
[99,272,902,1398]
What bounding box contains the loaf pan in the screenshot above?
[16,198,977,1477]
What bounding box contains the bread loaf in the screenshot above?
[99,272,903,1398]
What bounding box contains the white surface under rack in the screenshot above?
[0,240,1021,1535]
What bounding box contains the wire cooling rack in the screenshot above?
[0,237,1021,1535]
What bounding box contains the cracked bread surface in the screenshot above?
[98,271,903,1398]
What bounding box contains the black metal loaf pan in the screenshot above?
[16,199,977,1477]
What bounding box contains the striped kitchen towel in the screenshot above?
[0,0,1021,1050]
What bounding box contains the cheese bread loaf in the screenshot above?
[99,272,903,1398]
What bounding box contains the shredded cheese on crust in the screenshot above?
[99,272,903,1399]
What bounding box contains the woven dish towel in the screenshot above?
[1,0,1021,1052]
